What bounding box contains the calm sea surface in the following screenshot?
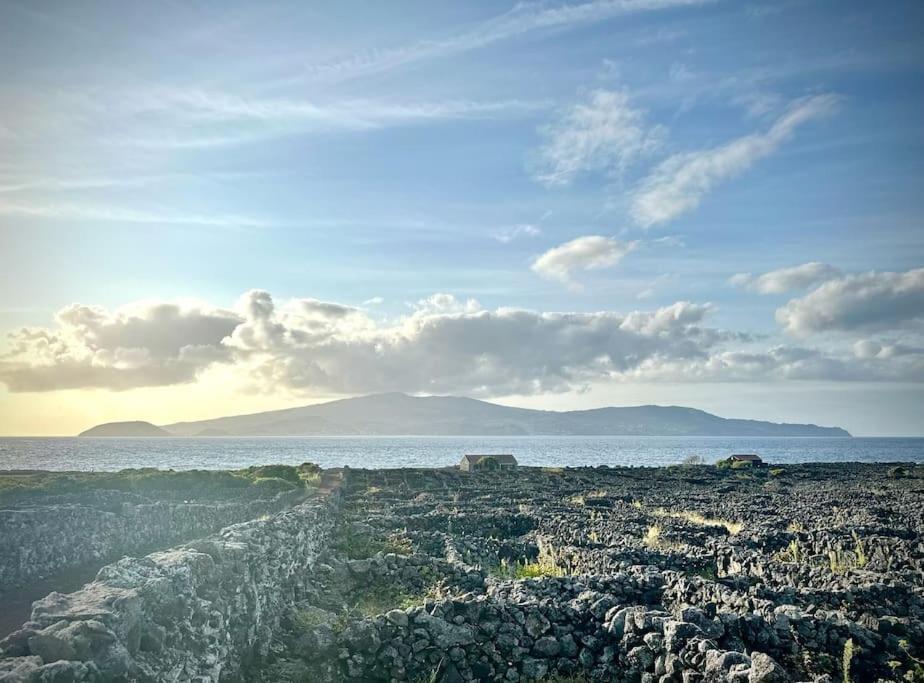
[0,436,922,471]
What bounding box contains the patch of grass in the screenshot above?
[770,468,785,476]
[852,531,868,568]
[643,524,662,548]
[491,556,567,579]
[250,477,299,493]
[777,539,802,563]
[787,521,804,533]
[842,638,855,683]
[688,564,718,581]
[631,500,643,509]
[541,467,564,474]
[0,463,323,505]
[333,532,413,560]
[652,508,743,535]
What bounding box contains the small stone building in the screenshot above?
[729,453,763,466]
[459,454,517,472]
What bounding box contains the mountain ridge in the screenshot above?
[77,393,851,437]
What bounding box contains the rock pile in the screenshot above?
[265,463,923,682]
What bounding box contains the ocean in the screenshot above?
[0,435,922,471]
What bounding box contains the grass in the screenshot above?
[842,638,855,683]
[491,556,567,579]
[777,539,802,563]
[652,508,743,535]
[0,463,322,505]
[643,524,662,548]
[332,532,414,560]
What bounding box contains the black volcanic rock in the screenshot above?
[154,393,850,437]
[78,421,172,437]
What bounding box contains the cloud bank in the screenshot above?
[3,287,922,396]
[776,268,924,336]
[730,262,842,294]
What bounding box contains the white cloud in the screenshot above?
[776,267,924,336]
[362,297,385,306]
[0,201,271,228]
[494,224,542,243]
[0,301,240,391]
[531,235,638,287]
[287,0,717,87]
[730,262,842,294]
[4,289,921,395]
[631,94,841,227]
[534,90,664,186]
[0,290,725,395]
[129,88,545,131]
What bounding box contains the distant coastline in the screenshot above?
[76,392,850,438]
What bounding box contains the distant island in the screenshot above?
[78,393,851,437]
[78,421,172,437]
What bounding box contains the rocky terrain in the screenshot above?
[260,462,923,682]
[0,462,921,682]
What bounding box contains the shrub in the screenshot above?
[681,455,705,466]
[246,464,301,483]
[250,477,298,493]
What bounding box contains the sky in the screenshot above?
[0,0,923,436]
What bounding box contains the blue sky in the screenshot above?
[1,0,922,435]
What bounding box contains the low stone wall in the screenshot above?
[0,490,304,591]
[0,495,337,682]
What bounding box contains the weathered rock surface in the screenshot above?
[0,496,336,681]
[262,463,924,682]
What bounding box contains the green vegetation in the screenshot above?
[348,582,433,617]
[642,524,662,548]
[0,463,322,505]
[778,539,803,564]
[652,507,743,535]
[333,532,414,560]
[842,638,855,683]
[688,564,718,581]
[491,556,567,579]
[770,468,785,476]
[681,454,705,466]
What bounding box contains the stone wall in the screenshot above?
[0,490,304,592]
[0,495,337,682]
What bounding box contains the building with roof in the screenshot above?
[459,454,517,472]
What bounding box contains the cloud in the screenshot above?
[629,344,924,383]
[730,262,842,294]
[776,267,924,336]
[0,301,240,391]
[494,224,542,243]
[128,88,545,131]
[0,202,271,228]
[4,289,921,395]
[287,0,717,87]
[531,235,638,287]
[0,290,727,395]
[362,297,385,306]
[630,94,841,227]
[533,90,664,186]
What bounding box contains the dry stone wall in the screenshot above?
[0,490,304,591]
[0,495,337,682]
